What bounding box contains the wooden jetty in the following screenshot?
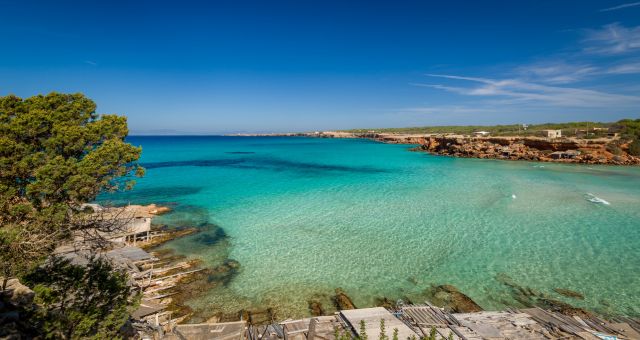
[340,307,420,340]
[156,303,640,339]
[163,321,247,340]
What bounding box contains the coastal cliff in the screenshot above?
[232,131,640,165]
[297,131,640,165]
[416,135,640,165]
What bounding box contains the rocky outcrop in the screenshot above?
[428,284,483,313]
[308,300,324,316]
[1,279,35,307]
[553,288,585,300]
[417,136,640,165]
[300,131,639,165]
[332,288,356,310]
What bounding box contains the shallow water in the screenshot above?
[100,136,640,318]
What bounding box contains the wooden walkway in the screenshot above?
[340,307,420,340]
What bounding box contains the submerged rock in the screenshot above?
[553,288,584,300]
[209,259,240,286]
[539,298,592,318]
[333,288,356,310]
[374,297,395,309]
[496,273,593,317]
[308,300,324,316]
[428,285,483,313]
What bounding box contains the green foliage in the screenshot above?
[392,328,398,340]
[615,119,640,156]
[379,319,388,340]
[629,140,640,156]
[616,118,640,140]
[334,326,354,340]
[606,143,623,155]
[0,93,143,278]
[428,327,437,340]
[22,256,138,339]
[342,121,615,136]
[360,320,368,340]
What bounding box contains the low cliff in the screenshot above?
[417,135,640,165]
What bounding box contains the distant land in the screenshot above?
[340,120,624,137]
[234,119,640,165]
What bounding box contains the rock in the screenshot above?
[209,259,240,285]
[539,298,592,318]
[308,300,324,316]
[374,297,395,309]
[553,288,584,300]
[333,288,356,310]
[3,278,34,307]
[223,259,240,269]
[428,285,483,313]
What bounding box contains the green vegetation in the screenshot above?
[616,119,640,156]
[0,93,143,337]
[334,320,451,340]
[24,257,137,339]
[360,320,369,340]
[342,121,618,137]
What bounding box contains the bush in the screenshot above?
[606,143,623,155]
[629,140,640,156]
[23,256,137,339]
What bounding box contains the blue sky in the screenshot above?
[1,1,639,134]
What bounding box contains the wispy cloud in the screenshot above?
[600,1,640,12]
[515,61,598,84]
[514,60,640,84]
[83,60,98,66]
[606,61,640,74]
[582,23,640,55]
[415,74,640,108]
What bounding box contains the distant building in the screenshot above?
[541,129,562,138]
[473,131,490,137]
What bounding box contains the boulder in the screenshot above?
[308,300,324,316]
[2,278,34,307]
[332,288,356,310]
[428,285,483,313]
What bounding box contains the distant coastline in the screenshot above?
[227,131,640,166]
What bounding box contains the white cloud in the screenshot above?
[582,23,640,55]
[415,74,640,108]
[605,62,640,74]
[600,1,640,12]
[515,61,599,84]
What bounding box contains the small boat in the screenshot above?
[585,193,610,205]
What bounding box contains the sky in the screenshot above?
[1,0,640,134]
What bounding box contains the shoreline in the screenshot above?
[146,213,637,325]
[229,132,640,165]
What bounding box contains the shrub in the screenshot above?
[629,140,640,156]
[606,143,623,155]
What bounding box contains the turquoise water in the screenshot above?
[101,136,640,318]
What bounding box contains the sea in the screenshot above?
[99,136,640,319]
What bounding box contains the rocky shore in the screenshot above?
[414,135,640,165]
[242,131,640,165]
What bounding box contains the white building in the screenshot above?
[541,129,562,138]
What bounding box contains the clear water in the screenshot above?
[100,136,640,318]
